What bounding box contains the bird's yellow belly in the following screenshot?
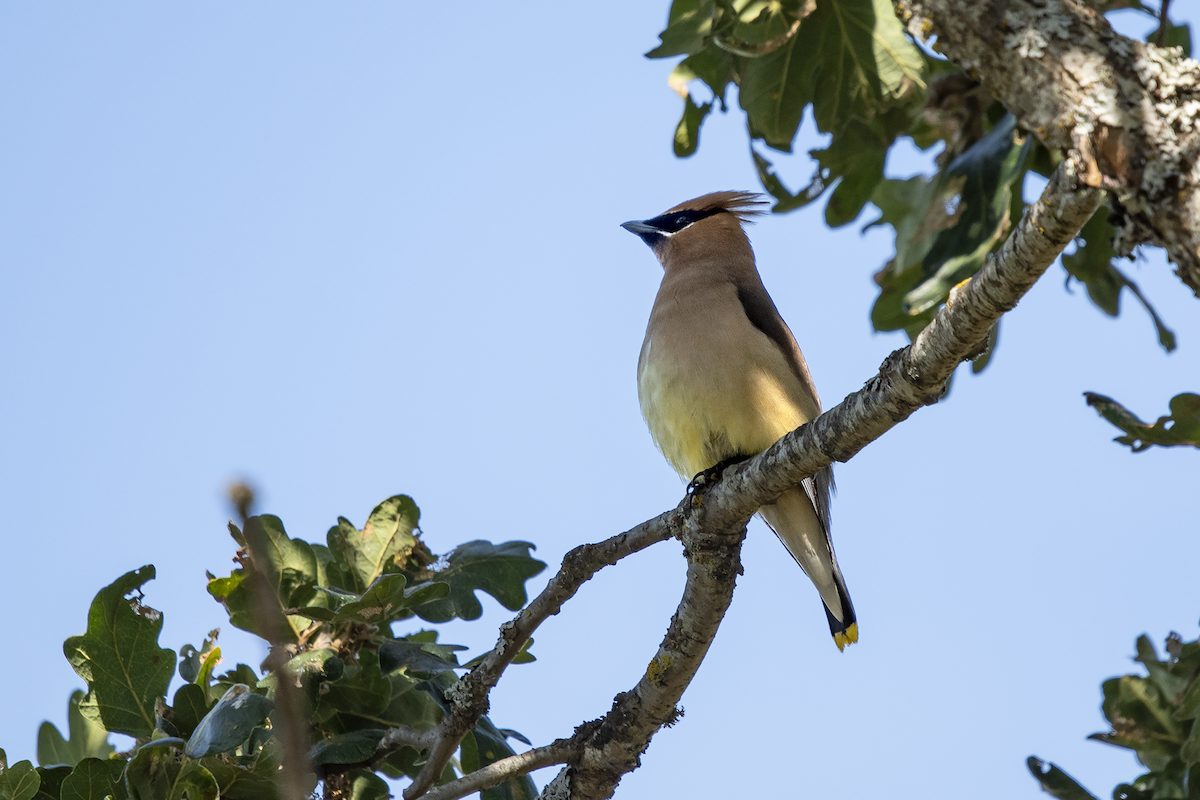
[638,343,807,479]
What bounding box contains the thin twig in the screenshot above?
[1155,0,1172,45]
[241,522,313,800]
[418,741,578,800]
[379,726,440,752]
[401,513,681,798]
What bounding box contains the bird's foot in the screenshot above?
[686,455,751,496]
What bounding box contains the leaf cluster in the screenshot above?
[1084,392,1200,452]
[1030,628,1200,800]
[650,0,1191,370]
[4,495,546,800]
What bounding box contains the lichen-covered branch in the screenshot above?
[894,0,1200,294]
[711,162,1100,516]
[401,513,685,798]
[535,161,1100,800]
[403,161,1097,800]
[538,514,747,800]
[419,740,579,800]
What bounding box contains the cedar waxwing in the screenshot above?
[622,191,858,651]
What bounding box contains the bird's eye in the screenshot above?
[675,215,690,227]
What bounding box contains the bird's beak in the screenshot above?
[620,220,659,237]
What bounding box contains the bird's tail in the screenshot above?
[758,484,857,652]
[823,568,858,652]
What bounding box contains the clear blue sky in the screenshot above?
[2,4,1197,798]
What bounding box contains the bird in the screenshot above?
[622,191,857,651]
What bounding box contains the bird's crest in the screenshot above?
[665,191,767,223]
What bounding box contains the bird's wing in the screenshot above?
[735,280,833,533]
[735,282,822,422]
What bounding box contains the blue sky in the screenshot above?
[2,4,1198,798]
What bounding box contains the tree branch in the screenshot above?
[544,512,747,799]
[893,0,1200,294]
[405,160,1098,800]
[418,740,579,800]
[377,725,439,753]
[541,159,1100,800]
[400,510,686,798]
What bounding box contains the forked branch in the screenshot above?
[400,160,1100,800]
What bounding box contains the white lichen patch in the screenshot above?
[1142,148,1183,197]
[1063,48,1138,128]
[1005,0,1074,58]
[1009,27,1048,58]
[1133,42,1200,101]
[445,675,473,709]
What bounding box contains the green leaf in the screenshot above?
[319,650,392,724]
[1175,677,1200,721]
[327,496,422,594]
[811,117,889,226]
[674,95,712,157]
[646,0,717,58]
[208,517,323,642]
[750,147,824,213]
[62,567,175,738]
[866,175,943,336]
[336,574,448,625]
[740,0,923,220]
[1109,767,1186,800]
[902,115,1031,315]
[668,48,735,105]
[346,769,391,800]
[1091,673,1184,759]
[178,647,201,685]
[1181,720,1200,767]
[125,748,218,800]
[295,574,449,626]
[171,683,210,739]
[177,631,219,685]
[1083,392,1200,452]
[309,730,385,767]
[212,664,261,704]
[1063,209,1176,351]
[199,738,282,800]
[739,24,814,151]
[37,691,114,767]
[0,758,40,800]
[473,717,537,800]
[463,637,535,670]
[1026,757,1100,800]
[1133,635,1190,708]
[59,758,123,800]
[138,737,186,752]
[408,541,546,623]
[32,766,70,800]
[379,638,467,675]
[740,0,922,151]
[1162,21,1191,56]
[185,685,274,759]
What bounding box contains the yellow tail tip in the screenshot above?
[833,623,859,652]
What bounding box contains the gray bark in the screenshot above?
[895,0,1200,293]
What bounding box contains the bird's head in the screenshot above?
[621,191,766,267]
